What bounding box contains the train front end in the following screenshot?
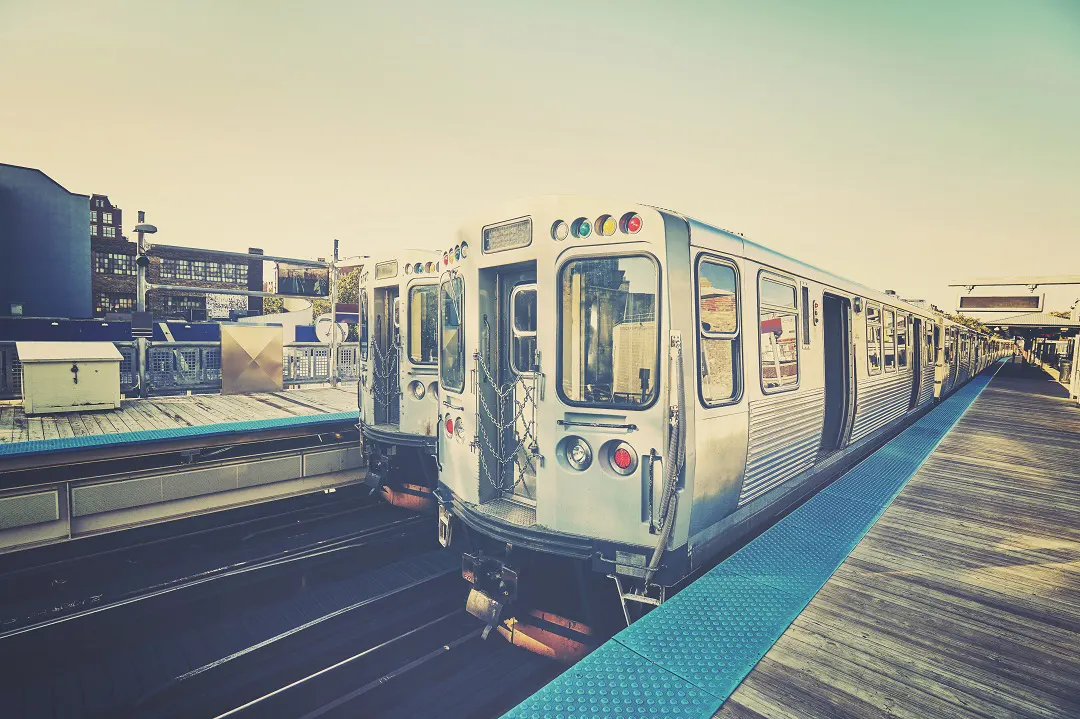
[358,251,442,511]
[435,196,697,649]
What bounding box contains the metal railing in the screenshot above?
[0,341,360,400]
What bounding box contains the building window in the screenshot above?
[103,226,116,238]
[103,212,113,225]
[164,295,206,313]
[95,199,104,208]
[93,251,136,275]
[697,256,740,406]
[90,210,98,222]
[95,292,136,315]
[207,262,222,282]
[91,225,98,236]
[866,303,882,375]
[759,275,799,392]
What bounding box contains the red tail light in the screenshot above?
[613,447,633,470]
[445,417,454,436]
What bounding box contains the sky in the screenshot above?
[1,0,1078,311]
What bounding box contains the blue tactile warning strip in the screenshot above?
[503,366,1002,719]
[0,411,358,458]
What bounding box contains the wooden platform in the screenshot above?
[0,384,359,445]
[714,362,1080,719]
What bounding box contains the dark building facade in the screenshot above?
[145,245,265,321]
[0,163,91,318]
[89,194,137,317]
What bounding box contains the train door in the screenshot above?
[820,292,854,453]
[373,287,400,425]
[909,317,922,409]
[477,264,540,503]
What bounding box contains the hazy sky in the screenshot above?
[2,1,1078,310]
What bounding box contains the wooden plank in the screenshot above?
[28,417,44,442]
[715,364,1080,719]
[0,406,14,443]
[55,416,75,439]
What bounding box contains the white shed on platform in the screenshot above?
[16,342,123,415]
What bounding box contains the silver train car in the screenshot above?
[433,196,1008,636]
[358,250,443,510]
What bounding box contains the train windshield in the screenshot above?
[559,255,659,408]
[408,284,438,364]
[358,288,369,361]
[440,276,465,392]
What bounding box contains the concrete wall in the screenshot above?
[0,164,91,318]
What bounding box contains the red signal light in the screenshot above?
[625,214,642,234]
[613,447,633,469]
[445,417,454,436]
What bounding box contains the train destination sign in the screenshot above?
[956,294,1043,312]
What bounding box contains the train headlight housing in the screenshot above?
[564,436,592,471]
[596,214,617,237]
[428,381,439,399]
[409,380,425,400]
[460,241,469,258]
[620,212,642,234]
[454,417,465,440]
[608,441,638,476]
[571,217,592,239]
[551,220,569,241]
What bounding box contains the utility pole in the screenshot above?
[134,211,158,397]
[329,239,340,387]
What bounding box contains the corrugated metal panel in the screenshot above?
[161,466,238,502]
[0,491,59,530]
[237,456,303,488]
[850,371,912,444]
[739,387,825,507]
[303,447,362,476]
[917,365,935,406]
[73,476,161,516]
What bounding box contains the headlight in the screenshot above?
[409,380,425,400]
[454,417,465,440]
[564,436,592,471]
[428,381,439,399]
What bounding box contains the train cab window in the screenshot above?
[559,255,659,408]
[510,284,538,375]
[439,276,465,392]
[883,310,896,372]
[758,276,799,392]
[697,257,740,405]
[896,314,908,368]
[866,303,882,375]
[359,289,369,361]
[407,284,438,365]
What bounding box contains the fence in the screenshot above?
[0,341,360,400]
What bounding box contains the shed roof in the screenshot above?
[15,342,123,362]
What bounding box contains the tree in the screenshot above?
[942,312,999,337]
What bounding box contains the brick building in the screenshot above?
[87,193,264,321]
[89,194,137,317]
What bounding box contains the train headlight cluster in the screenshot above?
[445,415,465,440]
[608,441,638,476]
[409,380,425,400]
[564,436,592,471]
[551,213,643,241]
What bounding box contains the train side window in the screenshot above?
[801,285,811,348]
[926,322,935,365]
[866,303,882,375]
[697,257,740,405]
[883,310,896,372]
[758,275,799,393]
[510,284,538,375]
[896,314,908,368]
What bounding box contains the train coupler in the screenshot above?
[462,552,518,639]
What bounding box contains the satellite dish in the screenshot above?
[315,313,348,343]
